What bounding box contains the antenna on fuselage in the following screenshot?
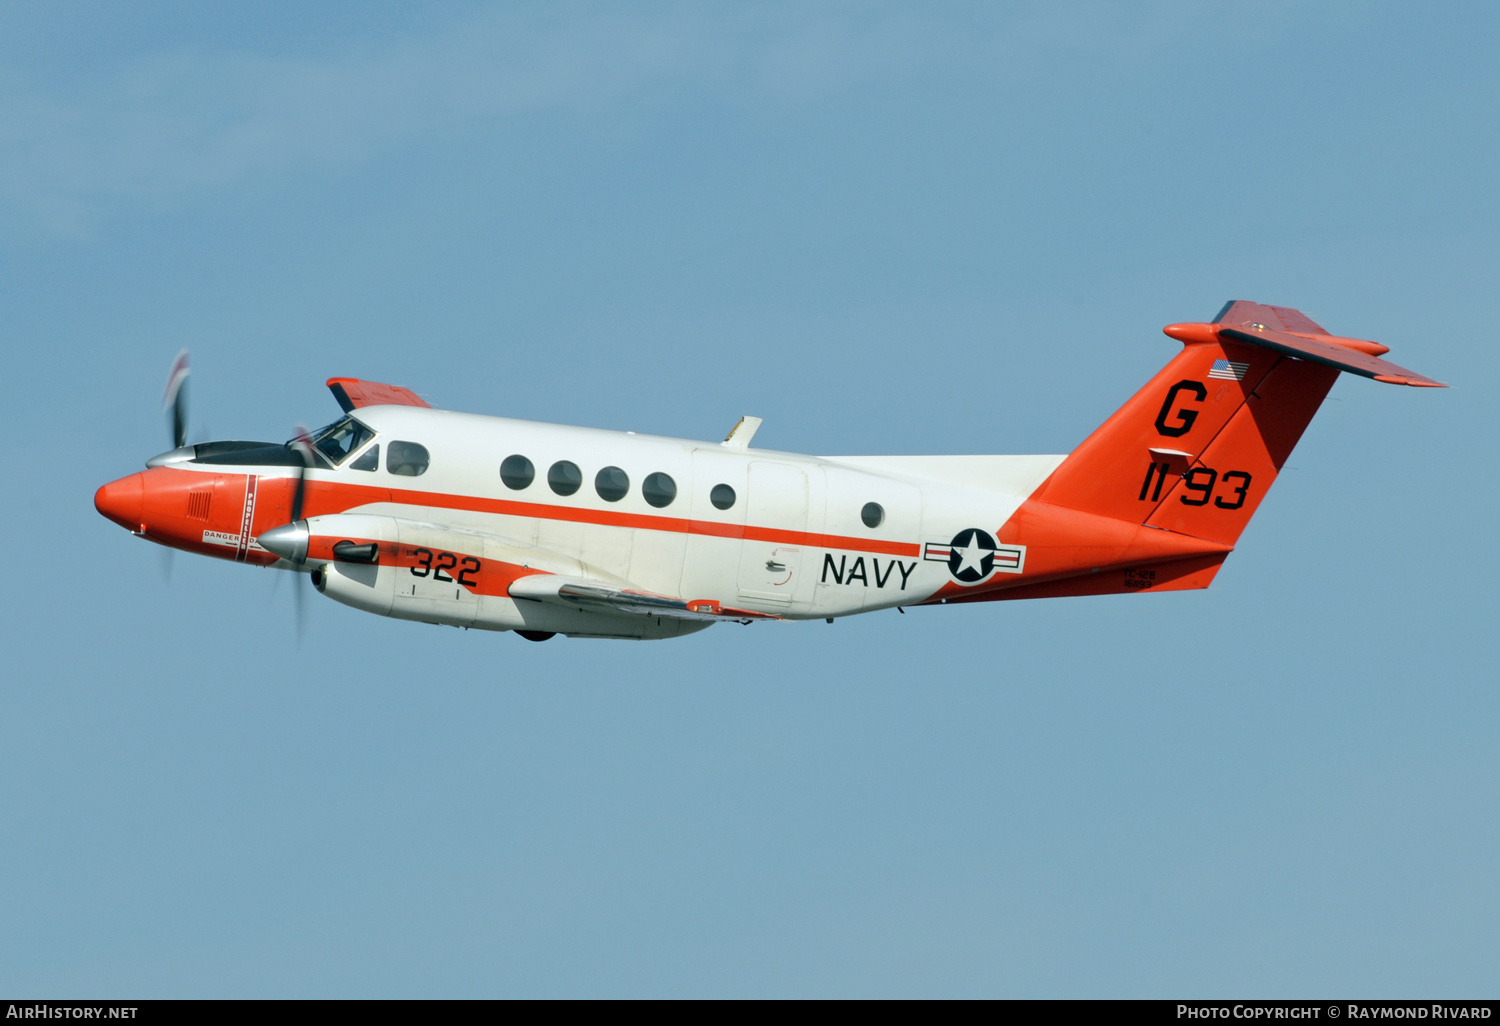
[722,416,762,448]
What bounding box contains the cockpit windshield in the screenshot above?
[300,416,375,467]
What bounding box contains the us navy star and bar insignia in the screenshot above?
[924,528,1026,584]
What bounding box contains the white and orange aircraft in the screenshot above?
[95,301,1443,642]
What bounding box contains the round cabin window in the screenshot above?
[861,502,884,528]
[595,466,630,502]
[548,460,582,496]
[710,484,736,510]
[500,454,535,490]
[642,472,677,508]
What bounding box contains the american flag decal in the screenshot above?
[1207,359,1250,381]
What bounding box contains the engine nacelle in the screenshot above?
[296,514,708,640]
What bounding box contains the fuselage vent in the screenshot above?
[186,489,212,521]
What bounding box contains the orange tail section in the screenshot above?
[940,301,1441,605]
[1142,355,1337,546]
[1028,328,1290,525]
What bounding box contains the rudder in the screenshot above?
[1145,357,1338,545]
[1029,335,1297,529]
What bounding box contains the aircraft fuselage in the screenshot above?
[96,405,1064,638]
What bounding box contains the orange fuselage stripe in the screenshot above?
[306,479,922,558]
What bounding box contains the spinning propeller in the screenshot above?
[157,349,316,639]
[285,424,315,644]
[163,349,190,450]
[157,352,191,581]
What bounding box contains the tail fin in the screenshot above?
[1030,300,1442,543]
[971,301,1443,601]
[1142,352,1336,545]
[1029,322,1295,531]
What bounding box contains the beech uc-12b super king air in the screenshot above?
[95,301,1443,642]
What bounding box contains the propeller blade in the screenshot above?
[162,349,190,450]
[289,423,314,646]
[290,469,306,523]
[295,570,307,646]
[289,423,313,523]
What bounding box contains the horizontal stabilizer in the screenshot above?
[1212,300,1331,336]
[326,378,433,411]
[1216,325,1442,387]
[1163,301,1446,387]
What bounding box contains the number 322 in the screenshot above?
[410,547,480,586]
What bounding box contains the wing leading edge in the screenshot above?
[327,378,432,411]
[507,574,779,624]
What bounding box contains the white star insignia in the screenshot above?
[953,532,990,576]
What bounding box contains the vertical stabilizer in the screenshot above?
[1028,336,1290,526]
[952,301,1416,603]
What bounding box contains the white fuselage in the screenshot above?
[304,405,1063,621]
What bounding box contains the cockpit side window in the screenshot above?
[306,417,376,467]
[387,441,430,477]
[349,444,379,471]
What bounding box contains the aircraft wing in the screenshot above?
[260,512,777,626]
[326,377,432,411]
[507,573,780,624]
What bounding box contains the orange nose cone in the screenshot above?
[95,473,145,531]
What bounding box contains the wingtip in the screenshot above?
[1373,374,1448,388]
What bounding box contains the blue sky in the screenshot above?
[2,1,1496,997]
